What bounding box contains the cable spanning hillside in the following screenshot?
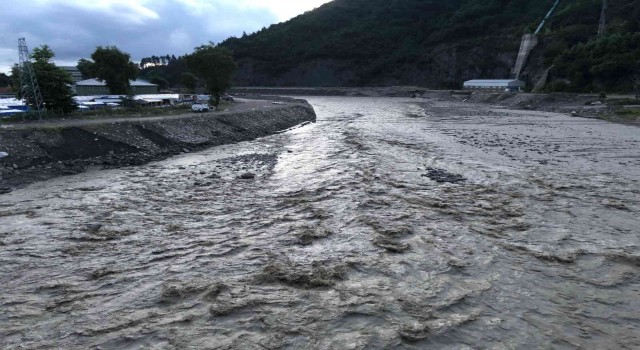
[219,0,639,91]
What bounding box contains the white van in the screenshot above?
[191,103,210,112]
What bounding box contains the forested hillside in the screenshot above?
[218,0,640,91]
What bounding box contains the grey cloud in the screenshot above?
[0,1,278,73]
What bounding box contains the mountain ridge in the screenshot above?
[219,0,640,92]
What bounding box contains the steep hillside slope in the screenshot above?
[220,0,639,91]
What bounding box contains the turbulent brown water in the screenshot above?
[1,97,639,349]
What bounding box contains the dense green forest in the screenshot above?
[217,0,639,91]
[0,73,11,88]
[137,54,188,91]
[143,0,639,91]
[221,0,547,72]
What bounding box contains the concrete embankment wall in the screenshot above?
[511,34,538,79]
[0,103,315,188]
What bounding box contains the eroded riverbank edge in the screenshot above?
[0,101,316,190]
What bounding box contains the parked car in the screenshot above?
[222,94,235,102]
[191,103,210,112]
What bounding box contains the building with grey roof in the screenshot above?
[60,66,83,83]
[463,79,525,92]
[75,79,158,96]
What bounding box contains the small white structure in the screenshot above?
[463,79,525,92]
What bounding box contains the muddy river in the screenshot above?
[1,97,639,349]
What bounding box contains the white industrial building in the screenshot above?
[0,98,26,117]
[1,94,182,114]
[73,94,180,110]
[463,79,525,92]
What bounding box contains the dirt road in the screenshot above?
[0,99,296,130]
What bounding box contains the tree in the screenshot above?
[552,32,640,92]
[88,46,138,94]
[139,53,189,87]
[13,45,77,114]
[185,45,237,108]
[0,73,11,88]
[150,76,169,91]
[180,72,198,93]
[77,58,94,79]
[10,64,21,95]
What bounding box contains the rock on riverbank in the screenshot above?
[0,101,316,189]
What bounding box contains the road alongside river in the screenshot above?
[1,97,639,349]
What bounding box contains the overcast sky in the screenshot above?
[0,0,333,74]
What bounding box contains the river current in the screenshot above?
[1,97,639,349]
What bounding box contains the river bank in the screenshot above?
[0,99,316,191]
[232,87,640,125]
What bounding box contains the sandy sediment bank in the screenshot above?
[0,101,316,190]
[231,86,428,97]
[231,86,606,103]
[235,87,639,124]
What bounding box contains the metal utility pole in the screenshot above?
[18,37,46,118]
[598,0,607,35]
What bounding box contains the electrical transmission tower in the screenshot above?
[18,37,46,118]
[598,0,607,35]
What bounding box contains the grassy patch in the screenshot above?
[601,108,640,122]
[68,105,192,120]
[616,108,640,116]
[607,98,640,106]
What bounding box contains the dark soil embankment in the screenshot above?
[0,102,316,190]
